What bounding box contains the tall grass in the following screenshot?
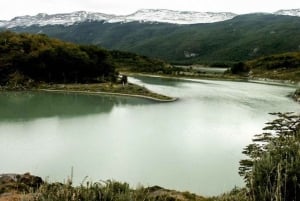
[20,179,208,201]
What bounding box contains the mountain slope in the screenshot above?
[246,52,300,81]
[0,11,114,28]
[1,8,300,28]
[6,13,300,64]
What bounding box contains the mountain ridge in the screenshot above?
[2,10,300,64]
[2,8,300,28]
[0,9,237,28]
[274,8,300,16]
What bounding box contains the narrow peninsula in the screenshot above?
[0,31,175,101]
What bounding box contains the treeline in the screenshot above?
[0,31,170,86]
[110,50,171,73]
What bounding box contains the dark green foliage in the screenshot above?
[0,31,168,86]
[9,14,300,64]
[0,31,115,84]
[239,113,300,201]
[0,31,170,85]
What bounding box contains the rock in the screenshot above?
[0,173,43,194]
[18,173,43,188]
[147,185,164,192]
[0,174,18,184]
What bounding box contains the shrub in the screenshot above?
[239,113,300,201]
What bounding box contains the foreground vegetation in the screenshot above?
[239,113,300,201]
[0,174,207,201]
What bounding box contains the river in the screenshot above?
[0,76,299,196]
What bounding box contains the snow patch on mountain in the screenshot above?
[274,9,300,17]
[0,9,237,28]
[107,9,237,24]
[0,11,115,28]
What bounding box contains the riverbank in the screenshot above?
[126,71,299,87]
[124,71,248,83]
[127,72,300,104]
[0,82,177,102]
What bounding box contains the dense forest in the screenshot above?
[0,31,116,85]
[0,31,169,87]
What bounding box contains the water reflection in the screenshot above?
[130,75,183,86]
[0,91,152,121]
[131,75,220,86]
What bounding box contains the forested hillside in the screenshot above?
[246,52,300,81]
[6,14,300,64]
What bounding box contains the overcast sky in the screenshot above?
[1,0,300,20]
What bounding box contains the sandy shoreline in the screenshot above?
[38,89,178,102]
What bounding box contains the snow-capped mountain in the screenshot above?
[274,9,300,17]
[0,11,115,28]
[0,8,300,28]
[109,9,237,24]
[0,9,237,28]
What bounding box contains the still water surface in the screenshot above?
[0,76,299,196]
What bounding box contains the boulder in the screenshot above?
[0,173,43,194]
